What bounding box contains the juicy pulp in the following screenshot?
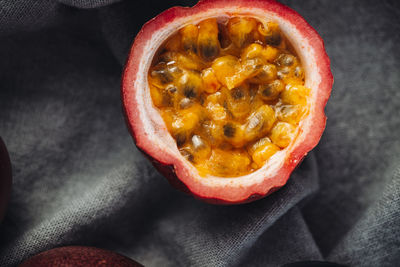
[148,17,310,177]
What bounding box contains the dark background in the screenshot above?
[0,0,399,266]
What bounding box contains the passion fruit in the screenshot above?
[0,137,12,222]
[18,246,143,267]
[122,0,333,204]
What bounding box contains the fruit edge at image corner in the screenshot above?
[17,246,143,267]
[0,137,12,222]
[121,0,333,204]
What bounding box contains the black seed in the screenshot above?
[256,65,276,81]
[168,86,177,93]
[223,101,234,118]
[161,86,177,107]
[265,31,281,46]
[261,84,273,96]
[223,123,236,138]
[199,93,206,106]
[183,85,197,98]
[180,148,194,162]
[151,69,173,84]
[184,42,197,53]
[175,132,187,147]
[200,40,219,61]
[231,87,245,100]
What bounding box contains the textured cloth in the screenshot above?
[0,0,399,266]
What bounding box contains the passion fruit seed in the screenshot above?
[250,64,277,83]
[181,135,212,163]
[205,95,227,121]
[161,52,204,71]
[198,19,220,61]
[247,136,272,155]
[227,17,257,48]
[223,122,246,148]
[152,69,172,84]
[276,104,306,125]
[148,16,311,177]
[259,79,285,101]
[223,123,236,138]
[277,54,296,67]
[265,31,282,46]
[251,140,280,167]
[294,65,304,78]
[258,22,282,47]
[199,120,225,147]
[225,85,252,120]
[245,104,276,142]
[174,131,187,147]
[231,86,245,100]
[269,122,296,148]
[179,147,195,162]
[192,134,206,150]
[211,55,239,88]
[178,71,203,98]
[281,84,310,106]
[180,24,198,53]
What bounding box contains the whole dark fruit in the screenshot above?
[0,137,12,222]
[18,246,143,267]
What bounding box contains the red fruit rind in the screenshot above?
[122,0,333,204]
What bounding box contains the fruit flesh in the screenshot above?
[148,17,310,177]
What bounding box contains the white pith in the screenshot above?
[133,7,321,189]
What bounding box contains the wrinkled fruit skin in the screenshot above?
[0,137,12,222]
[122,0,333,204]
[18,246,143,267]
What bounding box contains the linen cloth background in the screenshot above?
[0,0,399,266]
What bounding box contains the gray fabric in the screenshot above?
[0,0,399,266]
[56,0,122,9]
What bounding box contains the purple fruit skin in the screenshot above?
[18,246,143,267]
[0,137,12,222]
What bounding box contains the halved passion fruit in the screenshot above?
[122,0,333,204]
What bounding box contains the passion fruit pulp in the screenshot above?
[149,16,310,178]
[122,0,333,204]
